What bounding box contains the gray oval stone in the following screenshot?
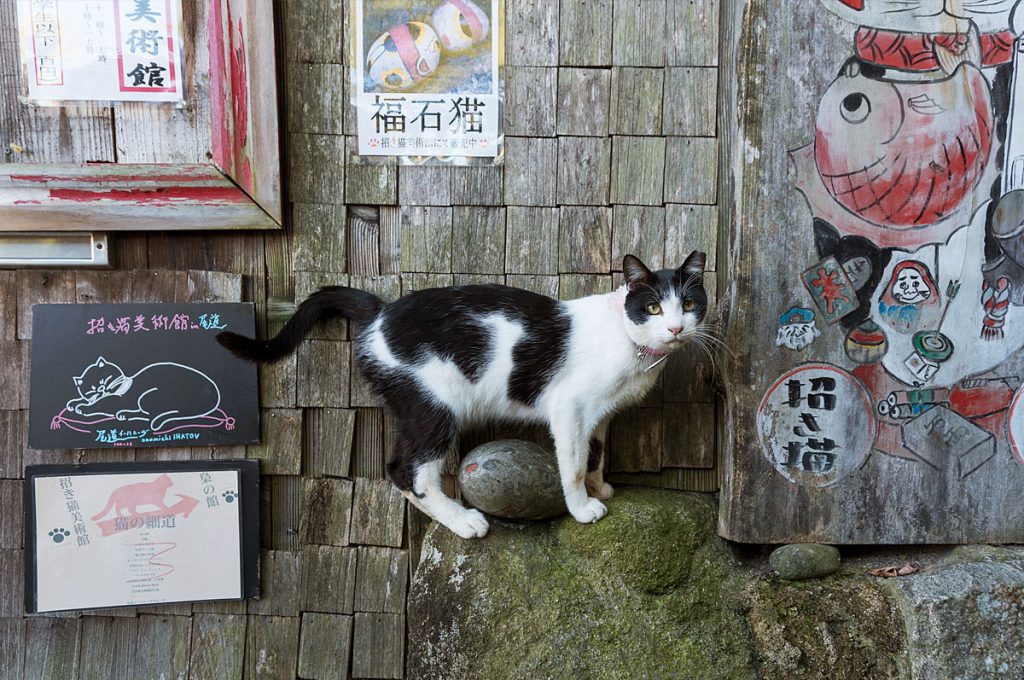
[769,543,841,580]
[458,440,568,520]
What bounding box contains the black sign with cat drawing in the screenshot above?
[29,304,259,450]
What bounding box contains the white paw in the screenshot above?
[570,497,608,524]
[446,508,490,539]
[590,482,614,500]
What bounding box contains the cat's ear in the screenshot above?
[678,251,707,279]
[623,254,653,291]
[73,377,82,386]
[96,357,107,367]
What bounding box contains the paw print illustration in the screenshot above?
[369,138,380,148]
[48,528,71,544]
[222,490,237,503]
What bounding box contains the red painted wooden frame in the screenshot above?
[0,0,281,231]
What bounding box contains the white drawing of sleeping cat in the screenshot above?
[64,357,221,432]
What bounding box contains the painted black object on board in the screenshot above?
[29,304,260,450]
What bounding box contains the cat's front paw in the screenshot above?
[588,482,614,501]
[446,507,490,539]
[115,411,127,421]
[570,497,608,524]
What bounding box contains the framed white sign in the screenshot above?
[24,460,259,613]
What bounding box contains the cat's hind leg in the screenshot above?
[387,415,488,539]
[585,417,614,501]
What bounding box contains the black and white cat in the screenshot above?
[219,252,709,538]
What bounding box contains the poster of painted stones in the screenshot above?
[24,461,259,613]
[16,0,185,104]
[28,303,259,450]
[722,1,1024,543]
[351,0,503,161]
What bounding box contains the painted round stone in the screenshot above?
[458,440,568,520]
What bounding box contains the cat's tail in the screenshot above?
[217,287,384,363]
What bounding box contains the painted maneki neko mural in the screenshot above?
[758,0,1024,489]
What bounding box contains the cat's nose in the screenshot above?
[668,326,683,336]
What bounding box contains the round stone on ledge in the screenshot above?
[458,439,568,520]
[769,543,841,580]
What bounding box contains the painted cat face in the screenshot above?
[73,357,124,401]
[621,252,708,352]
[818,0,1019,33]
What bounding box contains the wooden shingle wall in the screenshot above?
[0,0,723,677]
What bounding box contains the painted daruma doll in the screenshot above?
[431,0,490,53]
[367,21,442,90]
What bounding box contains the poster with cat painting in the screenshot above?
[24,460,260,613]
[28,304,259,450]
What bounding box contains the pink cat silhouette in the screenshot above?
[90,474,173,520]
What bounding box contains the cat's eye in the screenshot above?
[683,300,696,312]
[646,303,663,315]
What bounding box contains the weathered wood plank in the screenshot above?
[0,480,21,549]
[289,133,346,204]
[559,207,612,274]
[505,207,559,275]
[351,613,404,679]
[248,550,301,617]
[245,615,300,680]
[503,137,558,207]
[663,67,718,136]
[558,274,613,300]
[379,206,401,275]
[287,63,346,135]
[17,340,28,410]
[345,139,398,205]
[293,203,347,273]
[132,614,192,680]
[449,166,503,206]
[0,410,23,479]
[610,68,665,135]
[556,68,611,137]
[398,165,452,206]
[189,613,246,680]
[663,402,716,468]
[268,475,302,552]
[505,67,557,136]
[454,274,504,286]
[608,407,664,473]
[611,136,666,205]
[612,205,666,270]
[296,341,350,407]
[347,275,402,304]
[667,0,719,66]
[298,613,352,680]
[79,616,138,680]
[354,547,408,615]
[0,271,16,340]
[285,0,345,63]
[0,617,25,680]
[351,408,386,479]
[260,356,297,409]
[559,0,612,66]
[350,478,405,548]
[23,618,81,679]
[301,545,357,614]
[300,478,354,546]
[506,0,558,66]
[612,0,666,66]
[347,209,381,277]
[665,204,718,272]
[556,137,611,205]
[178,270,244,303]
[246,409,302,476]
[402,273,455,293]
[16,270,75,340]
[0,341,21,410]
[399,207,453,273]
[0,549,21,617]
[305,408,356,478]
[74,271,133,304]
[130,271,186,304]
[664,137,718,204]
[451,207,506,274]
[506,275,559,298]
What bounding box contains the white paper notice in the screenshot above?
[17,0,185,103]
[33,470,242,612]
